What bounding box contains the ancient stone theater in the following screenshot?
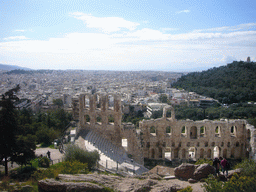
[75,93,256,165]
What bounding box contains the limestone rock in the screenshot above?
[38,178,104,192]
[174,163,196,180]
[148,173,162,180]
[188,178,198,183]
[193,163,215,180]
[227,168,242,178]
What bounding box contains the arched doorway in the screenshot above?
[200,148,204,158]
[213,146,221,158]
[122,138,128,151]
[182,148,186,158]
[164,147,171,160]
[207,149,212,159]
[189,147,196,159]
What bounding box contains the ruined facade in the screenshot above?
[77,93,256,165]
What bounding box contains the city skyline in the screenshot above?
[0,0,256,72]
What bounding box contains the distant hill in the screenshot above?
[0,64,31,71]
[172,61,256,104]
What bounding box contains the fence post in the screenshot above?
[106,160,107,169]
[117,161,118,172]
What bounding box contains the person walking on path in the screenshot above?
[47,150,51,160]
[213,157,220,176]
[219,157,228,176]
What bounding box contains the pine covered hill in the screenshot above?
[172,61,256,104]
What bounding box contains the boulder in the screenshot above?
[227,168,242,179]
[193,163,215,180]
[174,163,196,180]
[38,179,104,192]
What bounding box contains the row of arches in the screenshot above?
[83,114,115,124]
[148,145,246,160]
[149,125,240,138]
[81,94,116,111]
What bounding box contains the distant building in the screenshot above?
[247,57,251,62]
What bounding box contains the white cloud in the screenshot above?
[194,23,256,33]
[15,30,26,32]
[3,36,29,40]
[161,28,179,32]
[70,12,139,33]
[126,28,170,40]
[176,10,190,14]
[0,16,256,70]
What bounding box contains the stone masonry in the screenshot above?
[76,93,256,165]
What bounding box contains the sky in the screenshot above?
[0,0,256,72]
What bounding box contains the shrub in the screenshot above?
[178,186,193,192]
[223,173,256,192]
[32,168,59,180]
[10,166,37,181]
[235,159,256,177]
[202,174,224,192]
[203,173,256,192]
[38,156,50,168]
[57,161,88,174]
[64,144,100,170]
[195,158,213,166]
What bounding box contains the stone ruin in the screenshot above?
[74,93,256,166]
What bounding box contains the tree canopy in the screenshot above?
[0,85,36,175]
[172,61,256,104]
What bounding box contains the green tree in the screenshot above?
[159,94,168,103]
[64,144,100,171]
[12,134,37,166]
[0,85,20,175]
[53,98,63,108]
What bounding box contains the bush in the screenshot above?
[57,161,88,174]
[223,173,256,192]
[178,186,193,192]
[235,159,256,177]
[64,144,100,170]
[32,168,59,180]
[202,174,224,192]
[38,156,50,168]
[195,158,213,166]
[10,166,37,181]
[203,173,256,192]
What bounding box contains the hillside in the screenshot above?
[172,61,256,104]
[0,64,31,71]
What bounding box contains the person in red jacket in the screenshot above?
[219,157,228,176]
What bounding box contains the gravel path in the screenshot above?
[35,147,64,164]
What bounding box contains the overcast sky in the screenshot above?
[0,0,255,71]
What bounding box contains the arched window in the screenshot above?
[200,126,206,137]
[150,126,156,136]
[181,126,187,137]
[231,126,237,137]
[215,126,221,137]
[166,126,171,134]
[85,114,90,124]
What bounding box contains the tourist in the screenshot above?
[213,157,220,176]
[219,157,228,176]
[47,150,51,159]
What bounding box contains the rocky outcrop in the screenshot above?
[38,179,104,192]
[174,163,215,181]
[38,173,191,192]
